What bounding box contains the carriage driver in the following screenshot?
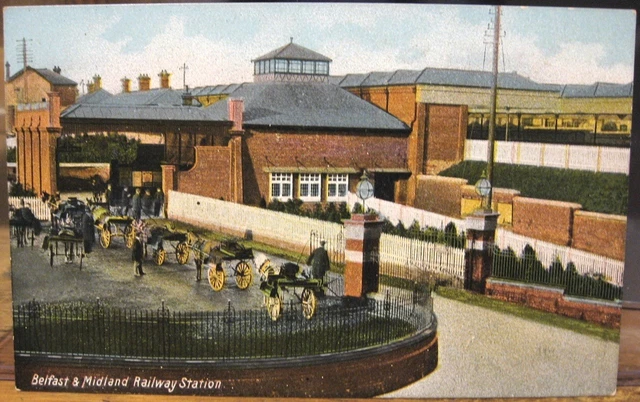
[306,240,330,281]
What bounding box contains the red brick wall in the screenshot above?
[414,175,466,217]
[572,211,626,260]
[486,279,621,328]
[425,104,468,175]
[178,146,233,200]
[242,129,409,205]
[512,197,582,247]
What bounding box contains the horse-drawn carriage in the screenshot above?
[183,234,255,291]
[44,197,90,269]
[256,254,327,321]
[91,204,135,249]
[9,202,42,247]
[141,222,191,266]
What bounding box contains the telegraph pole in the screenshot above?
[16,37,33,103]
[486,6,501,210]
[179,63,189,90]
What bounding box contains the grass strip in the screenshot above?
[435,287,619,343]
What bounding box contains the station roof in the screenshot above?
[560,82,634,98]
[252,41,332,62]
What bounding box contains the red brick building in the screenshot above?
[58,41,411,205]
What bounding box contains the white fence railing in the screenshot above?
[465,139,630,174]
[495,228,625,286]
[8,196,50,221]
[380,233,466,281]
[346,193,466,232]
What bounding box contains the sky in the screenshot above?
[3,3,637,95]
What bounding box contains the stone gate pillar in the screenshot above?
[344,214,384,298]
[464,210,500,292]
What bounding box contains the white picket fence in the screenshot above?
[465,139,630,174]
[8,196,50,221]
[380,233,466,281]
[495,228,625,286]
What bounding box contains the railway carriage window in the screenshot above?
[327,174,348,202]
[270,173,292,201]
[299,173,321,202]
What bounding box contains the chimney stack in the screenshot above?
[53,66,61,74]
[87,79,95,93]
[159,70,171,89]
[138,74,151,91]
[228,98,244,131]
[93,74,102,90]
[5,62,10,82]
[121,77,131,93]
[182,86,193,106]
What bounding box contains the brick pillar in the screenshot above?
[161,164,177,217]
[464,211,499,293]
[344,214,384,298]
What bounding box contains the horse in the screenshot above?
[10,202,42,247]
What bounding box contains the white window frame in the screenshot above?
[299,173,321,202]
[327,174,348,202]
[270,173,293,201]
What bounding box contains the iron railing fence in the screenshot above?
[13,289,433,361]
[491,245,622,301]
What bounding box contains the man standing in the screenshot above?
[131,188,142,220]
[132,234,145,276]
[307,240,330,280]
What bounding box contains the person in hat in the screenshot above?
[132,233,145,276]
[307,239,330,280]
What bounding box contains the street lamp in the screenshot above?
[475,170,492,211]
[356,171,374,213]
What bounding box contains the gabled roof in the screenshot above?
[202,82,408,131]
[561,82,634,98]
[253,41,332,62]
[75,88,113,105]
[333,68,561,92]
[8,66,77,86]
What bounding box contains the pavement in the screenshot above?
[384,293,620,398]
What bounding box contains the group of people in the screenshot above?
[105,185,165,220]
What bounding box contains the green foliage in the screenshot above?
[439,161,628,215]
[57,132,139,163]
[7,146,16,163]
[263,200,350,224]
[492,245,622,301]
[9,182,36,197]
[381,218,466,249]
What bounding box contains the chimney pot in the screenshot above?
[228,98,244,131]
[121,77,131,93]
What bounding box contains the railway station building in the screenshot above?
[6,41,633,208]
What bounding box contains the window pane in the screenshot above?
[311,183,320,197]
[303,61,314,74]
[282,183,291,197]
[316,62,328,75]
[338,184,347,196]
[328,183,336,197]
[272,183,280,197]
[275,59,287,73]
[290,60,302,73]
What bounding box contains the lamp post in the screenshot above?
[356,171,374,214]
[475,170,492,211]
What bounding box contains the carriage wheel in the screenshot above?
[175,242,189,265]
[301,288,317,320]
[124,224,135,248]
[99,225,112,248]
[208,265,225,292]
[154,248,166,266]
[234,261,253,290]
[266,295,283,321]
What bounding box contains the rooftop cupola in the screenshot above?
[251,39,332,83]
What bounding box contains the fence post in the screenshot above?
[464,211,499,292]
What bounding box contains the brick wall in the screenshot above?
[414,175,466,217]
[243,129,409,205]
[178,146,234,200]
[424,104,468,175]
[486,279,621,328]
[512,197,582,246]
[572,211,627,260]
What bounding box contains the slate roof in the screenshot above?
[61,103,224,122]
[253,42,332,62]
[8,67,77,86]
[201,82,408,131]
[560,82,634,98]
[75,89,113,105]
[333,68,561,92]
